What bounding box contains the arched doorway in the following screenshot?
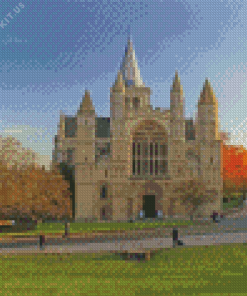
[143,195,156,218]
[138,181,164,219]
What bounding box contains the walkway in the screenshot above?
[0,231,247,255]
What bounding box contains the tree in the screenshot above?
[174,178,217,220]
[223,144,247,205]
[0,161,72,231]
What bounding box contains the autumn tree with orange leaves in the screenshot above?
[223,144,247,204]
[0,162,72,227]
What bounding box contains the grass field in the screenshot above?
[0,244,246,295]
[0,220,195,237]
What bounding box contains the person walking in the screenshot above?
[173,228,178,248]
[39,234,45,250]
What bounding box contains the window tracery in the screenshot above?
[132,121,168,177]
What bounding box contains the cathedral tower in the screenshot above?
[196,79,223,214]
[169,71,187,179]
[110,37,151,167]
[197,79,219,141]
[75,90,96,220]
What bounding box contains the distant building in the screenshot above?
[53,38,223,221]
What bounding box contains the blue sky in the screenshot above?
[1,0,247,160]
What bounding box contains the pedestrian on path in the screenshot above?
[173,228,184,247]
[39,234,45,250]
[173,228,178,248]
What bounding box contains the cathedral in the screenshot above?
[53,38,223,222]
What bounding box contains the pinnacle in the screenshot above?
[78,89,95,113]
[112,71,125,92]
[171,70,183,93]
[199,78,217,104]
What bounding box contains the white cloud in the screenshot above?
[3,129,23,133]
[1,125,53,157]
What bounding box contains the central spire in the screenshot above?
[120,37,145,87]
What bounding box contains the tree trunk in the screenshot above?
[65,222,70,236]
[243,190,247,200]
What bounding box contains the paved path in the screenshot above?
[219,216,247,228]
[180,231,247,246]
[1,231,247,255]
[1,215,247,255]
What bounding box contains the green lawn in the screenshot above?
[223,198,242,211]
[0,220,195,237]
[0,244,246,295]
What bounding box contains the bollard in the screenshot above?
[173,228,178,248]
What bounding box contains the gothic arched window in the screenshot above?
[132,121,168,177]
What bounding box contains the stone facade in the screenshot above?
[53,38,223,222]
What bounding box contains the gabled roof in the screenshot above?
[64,117,110,138]
[65,116,77,138]
[96,117,110,138]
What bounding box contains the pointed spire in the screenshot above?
[171,70,183,93]
[58,110,65,138]
[78,89,95,114]
[126,36,133,52]
[199,78,217,104]
[112,70,125,92]
[59,110,65,125]
[59,110,65,118]
[120,37,145,87]
[126,24,132,50]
